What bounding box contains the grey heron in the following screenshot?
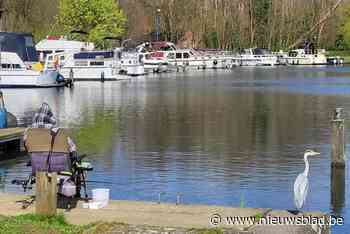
[293,149,320,211]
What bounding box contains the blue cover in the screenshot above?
[0,110,8,129]
[73,51,114,59]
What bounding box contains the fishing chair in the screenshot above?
[12,128,93,202]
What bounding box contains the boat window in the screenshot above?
[183,53,190,59]
[288,51,298,57]
[95,55,104,60]
[14,64,21,69]
[48,56,53,61]
[60,56,65,60]
[90,61,104,66]
[1,64,10,69]
[176,53,182,59]
[75,61,88,66]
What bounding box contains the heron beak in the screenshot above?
[311,151,321,156]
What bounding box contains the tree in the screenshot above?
[57,0,127,48]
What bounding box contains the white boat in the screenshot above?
[202,50,238,69]
[36,36,95,61]
[285,49,327,65]
[164,49,234,70]
[0,52,65,88]
[137,41,236,71]
[142,51,172,73]
[44,50,127,81]
[120,53,146,76]
[239,48,278,66]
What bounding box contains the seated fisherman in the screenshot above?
[24,103,77,174]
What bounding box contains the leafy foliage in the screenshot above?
[57,0,127,48]
[340,4,350,49]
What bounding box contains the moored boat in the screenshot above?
[44,50,127,81]
[285,49,327,65]
[239,48,278,66]
[0,52,66,88]
[120,53,146,76]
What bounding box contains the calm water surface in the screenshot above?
[0,66,350,232]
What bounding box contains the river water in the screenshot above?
[0,66,349,232]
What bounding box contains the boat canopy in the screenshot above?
[73,51,114,59]
[0,32,38,62]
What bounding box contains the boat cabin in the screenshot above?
[0,52,26,70]
[36,36,95,61]
[45,51,115,69]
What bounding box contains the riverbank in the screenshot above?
[0,193,329,233]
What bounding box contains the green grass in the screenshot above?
[0,214,224,234]
[0,213,83,234]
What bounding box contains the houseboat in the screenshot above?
[137,41,235,71]
[239,48,278,66]
[285,49,327,65]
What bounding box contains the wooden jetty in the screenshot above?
[0,128,25,143]
[0,127,25,153]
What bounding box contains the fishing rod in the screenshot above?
[85,180,116,185]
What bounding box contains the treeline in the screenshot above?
[129,0,347,50]
[0,0,349,50]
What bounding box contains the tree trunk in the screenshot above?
[288,0,343,49]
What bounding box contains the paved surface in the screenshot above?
[0,193,329,233]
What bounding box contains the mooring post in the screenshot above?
[330,108,346,215]
[36,172,57,216]
[101,71,105,82]
[69,68,74,82]
[331,108,346,168]
[331,166,345,214]
[176,193,182,205]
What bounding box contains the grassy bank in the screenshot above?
[0,214,82,234]
[326,50,350,63]
[0,214,223,234]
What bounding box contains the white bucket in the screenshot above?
[92,188,110,208]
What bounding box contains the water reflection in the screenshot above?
[0,67,349,232]
[331,167,346,215]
